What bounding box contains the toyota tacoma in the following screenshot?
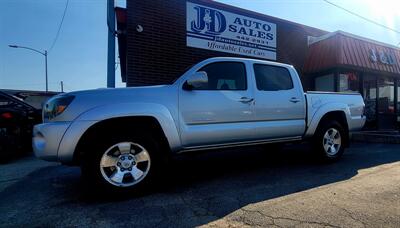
[33,57,366,191]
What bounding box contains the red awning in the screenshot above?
[304,31,400,75]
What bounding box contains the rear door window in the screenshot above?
[253,64,293,91]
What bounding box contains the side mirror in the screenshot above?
[185,71,208,89]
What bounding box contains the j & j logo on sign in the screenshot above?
[190,7,226,35]
[186,2,277,60]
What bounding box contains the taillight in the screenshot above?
[1,112,13,119]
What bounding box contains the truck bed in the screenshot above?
[305,91,365,137]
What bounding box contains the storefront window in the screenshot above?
[363,75,377,128]
[315,74,334,92]
[398,80,400,124]
[338,72,359,92]
[378,77,395,114]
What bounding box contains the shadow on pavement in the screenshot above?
[0,150,33,165]
[0,143,399,227]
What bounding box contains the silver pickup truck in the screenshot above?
[33,57,365,191]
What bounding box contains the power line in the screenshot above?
[48,0,69,53]
[322,0,400,35]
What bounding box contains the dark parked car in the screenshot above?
[0,91,42,161]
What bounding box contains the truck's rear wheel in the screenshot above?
[313,120,346,161]
[81,132,161,193]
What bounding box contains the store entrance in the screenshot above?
[363,75,397,130]
[377,77,396,129]
[363,75,377,129]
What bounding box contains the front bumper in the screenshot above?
[32,122,71,161]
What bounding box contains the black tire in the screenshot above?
[313,120,347,162]
[80,130,165,194]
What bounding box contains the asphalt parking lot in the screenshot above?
[0,143,399,227]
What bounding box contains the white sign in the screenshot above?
[186,2,277,60]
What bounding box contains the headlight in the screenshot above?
[43,95,75,120]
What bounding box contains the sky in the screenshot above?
[0,0,126,92]
[0,0,399,92]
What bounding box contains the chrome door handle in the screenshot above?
[289,97,301,103]
[239,97,254,103]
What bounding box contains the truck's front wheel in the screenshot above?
[81,132,162,193]
[313,120,346,161]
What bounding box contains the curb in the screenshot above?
[351,131,400,144]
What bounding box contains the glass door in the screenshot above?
[363,75,377,129]
[397,79,400,128]
[377,77,396,129]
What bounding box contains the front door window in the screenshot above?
[195,62,247,90]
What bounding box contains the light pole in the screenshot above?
[8,45,48,93]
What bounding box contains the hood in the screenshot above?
[52,84,177,122]
[67,85,169,97]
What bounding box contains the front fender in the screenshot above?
[305,102,351,138]
[57,102,181,163]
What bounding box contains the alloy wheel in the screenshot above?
[99,142,151,187]
[322,128,342,156]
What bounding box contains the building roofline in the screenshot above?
[308,30,400,50]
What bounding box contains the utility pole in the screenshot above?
[45,50,48,92]
[60,81,64,92]
[107,0,116,88]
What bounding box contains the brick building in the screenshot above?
[116,0,400,129]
